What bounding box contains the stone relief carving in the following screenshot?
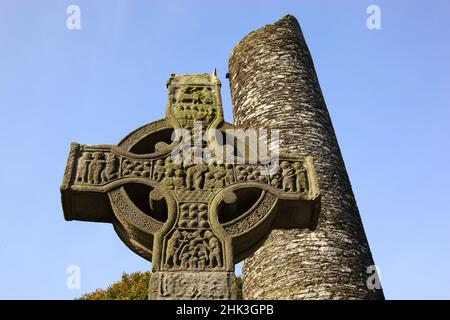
[76,151,119,185]
[109,188,162,234]
[172,86,217,125]
[152,159,165,181]
[236,165,268,184]
[185,163,208,190]
[293,161,308,193]
[164,228,223,271]
[176,86,213,106]
[268,161,309,193]
[103,153,119,181]
[75,152,91,183]
[178,203,209,228]
[122,159,151,178]
[150,272,233,300]
[74,151,309,194]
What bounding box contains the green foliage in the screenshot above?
[78,271,243,300]
[78,271,151,300]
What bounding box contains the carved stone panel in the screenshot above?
[75,151,119,185]
[149,272,237,300]
[162,228,223,271]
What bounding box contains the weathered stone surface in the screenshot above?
[149,271,237,300]
[229,15,384,300]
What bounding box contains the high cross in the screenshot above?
[60,72,321,299]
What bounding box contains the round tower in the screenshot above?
[228,15,384,299]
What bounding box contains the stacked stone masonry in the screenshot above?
[229,15,384,300]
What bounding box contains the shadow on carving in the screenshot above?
[123,183,168,223]
[129,128,174,154]
[217,188,262,224]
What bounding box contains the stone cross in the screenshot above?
[60,72,321,299]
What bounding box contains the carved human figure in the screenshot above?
[206,232,222,268]
[193,164,207,190]
[225,164,234,185]
[181,251,191,269]
[76,152,92,183]
[201,87,212,104]
[214,171,225,189]
[217,165,228,186]
[189,248,199,269]
[209,237,222,268]
[203,172,215,190]
[293,162,308,193]
[165,230,181,267]
[185,164,195,190]
[181,243,197,269]
[208,159,218,169]
[164,157,173,170]
[173,169,185,190]
[162,168,175,189]
[197,249,208,269]
[280,161,295,192]
[195,233,210,264]
[88,152,105,184]
[268,165,281,187]
[101,153,118,183]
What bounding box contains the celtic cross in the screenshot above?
[60,72,321,299]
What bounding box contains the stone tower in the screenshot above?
[228,15,384,299]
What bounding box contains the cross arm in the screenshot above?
[208,156,321,263]
[60,142,165,223]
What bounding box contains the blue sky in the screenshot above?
[0,0,449,299]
